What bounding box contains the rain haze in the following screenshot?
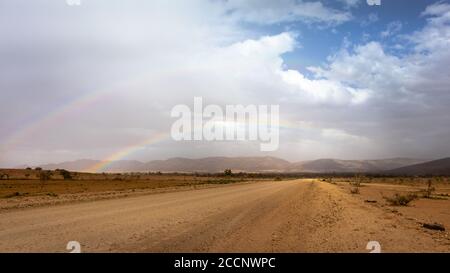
[1,0,450,167]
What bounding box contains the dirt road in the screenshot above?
[0,180,448,252]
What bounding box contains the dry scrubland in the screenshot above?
[331,176,450,239]
[0,168,270,210]
[0,169,449,252]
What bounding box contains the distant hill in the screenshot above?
[40,159,100,172]
[35,156,428,173]
[387,158,450,176]
[39,159,145,173]
[288,158,426,173]
[142,156,291,173]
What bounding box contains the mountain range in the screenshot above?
[34,156,441,174]
[386,157,450,176]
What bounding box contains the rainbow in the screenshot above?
[0,78,136,155]
[83,118,304,173]
[1,80,308,170]
[84,132,169,173]
[0,72,166,167]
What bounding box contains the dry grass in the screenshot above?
[384,193,418,206]
[0,169,263,199]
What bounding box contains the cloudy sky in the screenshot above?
[1,0,450,167]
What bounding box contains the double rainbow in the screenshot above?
[0,76,171,171]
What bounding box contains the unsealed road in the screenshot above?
[0,180,448,252]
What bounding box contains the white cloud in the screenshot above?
[321,128,370,143]
[381,21,403,38]
[279,69,371,105]
[223,0,352,25]
[421,2,450,17]
[361,13,379,27]
[308,42,407,96]
[1,1,450,166]
[413,3,450,52]
[339,0,362,8]
[302,4,450,158]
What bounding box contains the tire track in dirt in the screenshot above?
[1,179,448,252]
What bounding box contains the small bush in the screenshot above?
[39,171,51,181]
[205,179,236,184]
[0,173,9,180]
[59,169,73,180]
[326,177,336,184]
[385,193,417,206]
[4,192,22,198]
[424,179,435,198]
[350,187,360,194]
[350,174,365,188]
[350,179,361,187]
[215,179,234,184]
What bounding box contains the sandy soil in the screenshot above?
[339,181,450,247]
[0,174,260,210]
[0,182,254,211]
[0,179,449,253]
